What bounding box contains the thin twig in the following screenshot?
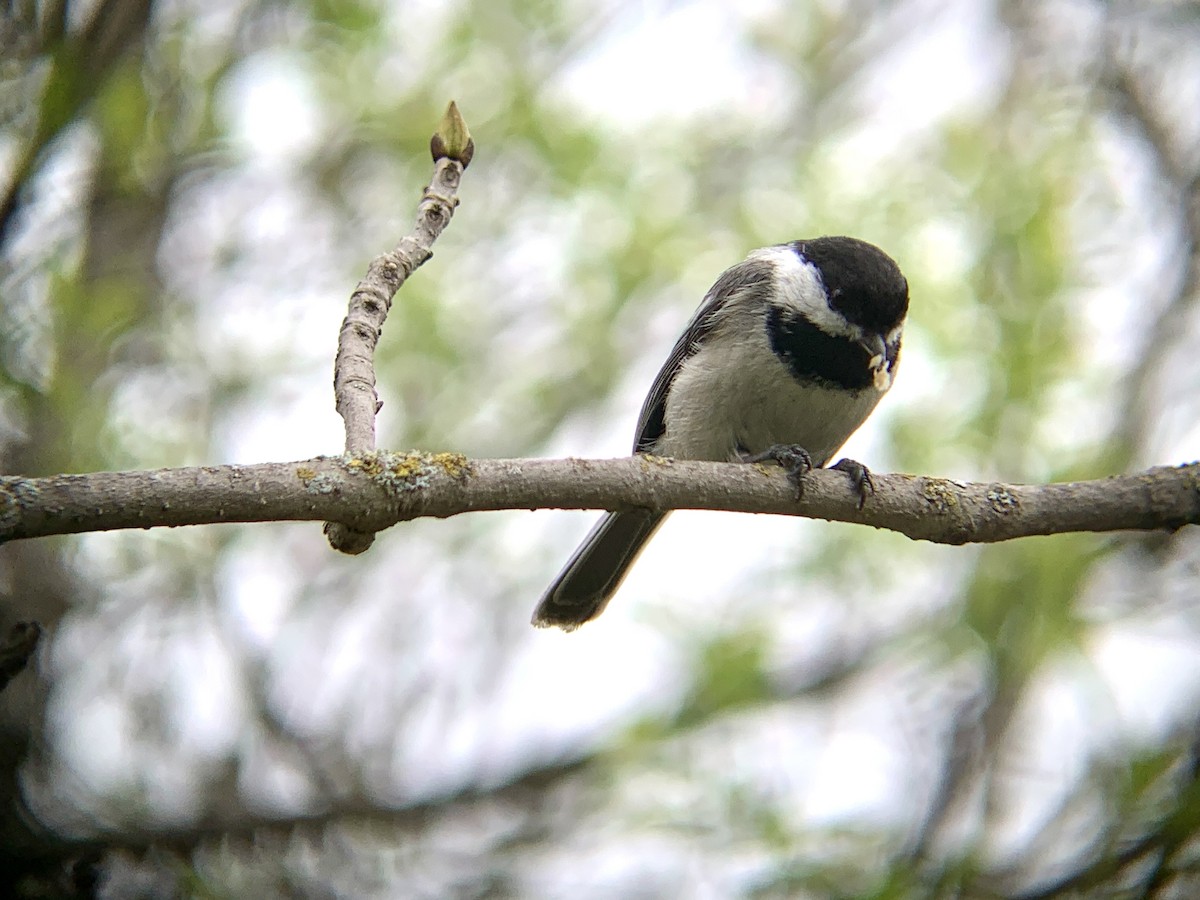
[326,101,473,555]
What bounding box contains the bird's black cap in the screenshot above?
[791,237,909,333]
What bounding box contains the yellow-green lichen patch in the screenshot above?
[385,452,427,480]
[921,478,959,514]
[297,465,338,495]
[344,453,390,478]
[429,451,473,480]
[341,451,448,497]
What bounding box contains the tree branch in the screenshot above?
[326,101,473,555]
[0,455,1195,546]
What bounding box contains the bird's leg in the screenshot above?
[741,444,813,500]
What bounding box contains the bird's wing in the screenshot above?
[633,260,773,452]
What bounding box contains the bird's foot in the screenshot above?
[742,444,813,500]
[830,457,874,510]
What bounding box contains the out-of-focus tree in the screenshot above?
[1,0,1198,897]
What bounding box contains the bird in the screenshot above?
[532,236,909,631]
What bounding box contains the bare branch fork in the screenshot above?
[326,101,474,555]
[0,456,1196,546]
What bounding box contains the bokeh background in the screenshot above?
[3,0,1200,897]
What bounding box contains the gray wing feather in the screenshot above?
[633,259,774,452]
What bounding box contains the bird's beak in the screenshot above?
[859,334,892,391]
[859,334,887,372]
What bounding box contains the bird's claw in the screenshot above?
[743,444,814,500]
[830,457,874,509]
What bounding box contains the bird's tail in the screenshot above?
[532,510,667,630]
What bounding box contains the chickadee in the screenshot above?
[533,237,909,631]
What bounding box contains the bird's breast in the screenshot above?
[655,318,888,464]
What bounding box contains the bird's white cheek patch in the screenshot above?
[873,366,893,391]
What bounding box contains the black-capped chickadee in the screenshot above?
[533,237,909,631]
